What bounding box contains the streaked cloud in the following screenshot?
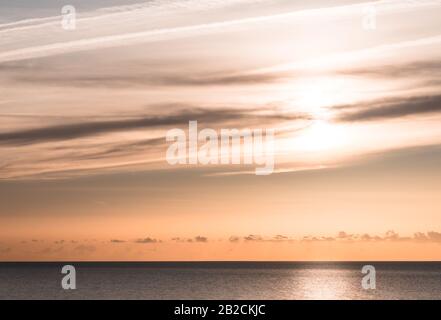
[0,106,306,146]
[9,70,289,88]
[336,94,441,122]
[0,0,380,63]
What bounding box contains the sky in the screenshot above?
[1,0,441,261]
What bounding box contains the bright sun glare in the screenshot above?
[284,78,350,153]
[295,120,347,152]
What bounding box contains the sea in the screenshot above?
[0,262,440,300]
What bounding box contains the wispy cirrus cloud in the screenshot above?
[3,0,440,64]
[0,105,306,146]
[337,60,441,79]
[0,0,372,63]
[10,72,288,88]
[336,94,441,122]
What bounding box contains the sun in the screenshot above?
[294,77,343,120]
[297,92,332,119]
[294,120,348,152]
[279,77,352,153]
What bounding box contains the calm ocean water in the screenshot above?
[0,262,440,300]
